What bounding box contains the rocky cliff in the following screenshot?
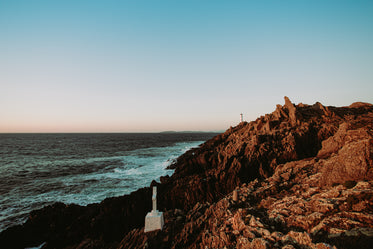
[1,97,372,249]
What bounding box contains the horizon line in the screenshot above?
[0,130,224,134]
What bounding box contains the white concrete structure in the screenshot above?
[240,113,243,122]
[144,186,164,233]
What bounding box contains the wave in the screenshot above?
[0,140,204,232]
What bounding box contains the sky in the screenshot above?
[1,0,372,132]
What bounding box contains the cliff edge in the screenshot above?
[1,97,372,249]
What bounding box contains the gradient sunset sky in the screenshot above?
[1,0,372,132]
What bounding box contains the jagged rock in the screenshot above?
[285,231,313,247]
[249,216,265,228]
[313,102,332,116]
[318,126,373,186]
[1,98,372,249]
[249,238,270,249]
[284,96,298,126]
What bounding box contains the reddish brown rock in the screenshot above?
[1,97,372,249]
[348,102,373,108]
[116,98,372,249]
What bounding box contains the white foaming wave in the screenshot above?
[113,168,126,174]
[0,140,204,232]
[99,141,202,194]
[114,167,142,175]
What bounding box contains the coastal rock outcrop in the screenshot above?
[0,97,372,249]
[159,97,371,212]
[115,99,373,248]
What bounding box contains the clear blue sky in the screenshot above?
[1,0,372,132]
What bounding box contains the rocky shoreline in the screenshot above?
[1,97,372,249]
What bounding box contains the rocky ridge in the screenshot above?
[117,98,373,249]
[0,97,372,248]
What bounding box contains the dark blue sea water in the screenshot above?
[0,133,217,232]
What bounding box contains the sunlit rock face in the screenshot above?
[1,97,372,249]
[118,98,372,249]
[158,97,372,212]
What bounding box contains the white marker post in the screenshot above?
[144,186,164,232]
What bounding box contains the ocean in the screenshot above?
[0,132,217,232]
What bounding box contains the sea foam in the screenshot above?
[0,134,209,232]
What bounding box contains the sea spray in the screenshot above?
[0,133,217,232]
